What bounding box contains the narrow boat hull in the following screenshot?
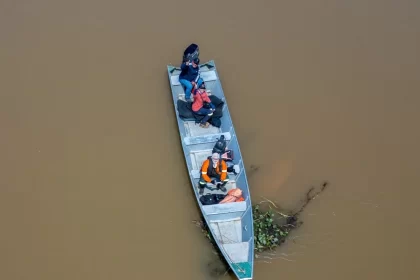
[167,60,254,279]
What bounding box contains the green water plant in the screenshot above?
[253,204,290,252]
[193,203,297,253]
[193,182,329,254]
[194,182,328,277]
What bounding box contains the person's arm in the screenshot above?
[220,161,228,181]
[191,90,198,104]
[201,160,211,182]
[203,92,212,103]
[180,61,190,71]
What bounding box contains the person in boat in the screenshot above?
[198,153,229,195]
[192,83,215,128]
[179,58,203,101]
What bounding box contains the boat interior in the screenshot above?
[167,61,254,279]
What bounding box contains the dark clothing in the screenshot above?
[176,95,224,127]
[183,44,199,62]
[196,106,215,125]
[179,62,199,82]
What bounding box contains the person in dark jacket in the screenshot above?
[179,58,203,101]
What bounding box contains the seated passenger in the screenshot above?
[179,58,203,101]
[198,153,229,195]
[192,83,215,128]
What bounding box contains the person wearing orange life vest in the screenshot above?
[198,153,229,195]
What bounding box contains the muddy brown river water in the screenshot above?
[1,0,420,279]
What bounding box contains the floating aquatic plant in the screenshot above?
[193,182,329,254]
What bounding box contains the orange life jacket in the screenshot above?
[200,157,228,183]
[219,188,244,204]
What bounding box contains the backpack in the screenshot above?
[212,135,227,154]
[209,117,221,128]
[212,135,234,162]
[199,194,227,205]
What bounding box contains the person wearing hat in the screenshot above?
[198,153,229,195]
[179,58,204,101]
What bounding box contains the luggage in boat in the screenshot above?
[213,134,227,154]
[199,193,227,205]
[208,117,221,128]
[219,188,244,204]
[213,134,235,162]
[222,150,234,161]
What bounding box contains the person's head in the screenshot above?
[211,153,220,167]
[192,58,200,68]
[199,82,206,89]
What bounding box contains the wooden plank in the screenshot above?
[222,242,249,262]
[184,132,231,145]
[170,70,218,86]
[202,201,247,215]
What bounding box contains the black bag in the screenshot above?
[212,135,227,154]
[199,194,227,205]
[209,117,221,127]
